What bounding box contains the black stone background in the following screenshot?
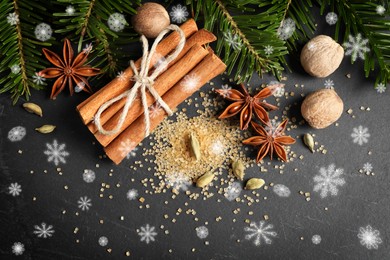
[0,2,389,260]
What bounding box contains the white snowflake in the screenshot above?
[351,125,370,145]
[272,184,291,197]
[268,81,285,97]
[358,225,382,250]
[312,234,322,245]
[166,172,191,192]
[12,242,24,256]
[153,52,168,72]
[78,196,92,211]
[8,126,26,142]
[7,12,19,25]
[209,139,225,155]
[180,73,200,93]
[277,18,296,40]
[149,103,162,118]
[98,236,108,246]
[325,12,338,25]
[83,43,93,54]
[117,71,126,81]
[375,83,386,93]
[307,42,316,51]
[74,82,85,93]
[11,64,20,74]
[324,79,334,89]
[362,162,373,174]
[126,189,138,200]
[196,226,209,239]
[170,4,188,24]
[343,33,370,62]
[264,119,281,137]
[313,164,345,198]
[83,169,96,183]
[33,223,54,238]
[35,23,52,42]
[138,224,157,244]
[118,139,137,159]
[376,5,386,15]
[244,221,277,246]
[32,72,45,85]
[264,45,273,56]
[66,5,75,15]
[8,183,22,196]
[107,13,126,32]
[218,84,232,98]
[223,31,242,51]
[44,140,70,166]
[224,182,242,201]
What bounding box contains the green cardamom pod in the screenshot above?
[35,125,56,134]
[196,173,214,188]
[23,102,43,117]
[232,160,245,180]
[245,178,265,190]
[190,132,201,160]
[303,133,315,153]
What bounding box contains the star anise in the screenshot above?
[39,38,100,99]
[243,119,295,162]
[215,83,278,130]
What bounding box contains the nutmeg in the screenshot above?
[131,3,170,38]
[301,89,343,129]
[300,35,344,78]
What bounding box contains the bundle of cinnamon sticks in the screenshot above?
[76,19,226,164]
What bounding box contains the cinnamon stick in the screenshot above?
[77,19,198,125]
[93,44,209,147]
[87,29,217,134]
[105,50,227,164]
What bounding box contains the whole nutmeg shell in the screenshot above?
[300,35,344,78]
[301,89,343,129]
[131,3,170,38]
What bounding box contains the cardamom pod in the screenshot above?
[303,133,315,153]
[232,160,245,180]
[190,132,201,160]
[196,173,214,188]
[35,125,56,134]
[23,102,43,117]
[245,178,265,190]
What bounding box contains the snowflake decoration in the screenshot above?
[149,103,161,118]
[65,5,75,15]
[244,221,277,246]
[12,242,25,256]
[74,82,85,93]
[375,83,386,93]
[264,45,273,56]
[272,184,291,197]
[138,224,157,244]
[277,18,296,40]
[170,4,188,24]
[153,53,168,72]
[78,196,92,211]
[209,139,225,155]
[218,84,232,98]
[118,139,137,159]
[264,119,281,137]
[224,182,242,201]
[362,162,373,174]
[313,164,345,198]
[32,72,45,85]
[126,189,139,200]
[98,236,108,246]
[166,172,191,192]
[107,13,126,32]
[325,12,338,25]
[7,12,19,25]
[312,234,322,245]
[196,226,209,239]
[44,139,70,166]
[268,81,285,97]
[33,223,55,238]
[343,33,370,62]
[351,125,370,145]
[307,42,316,51]
[8,183,22,196]
[376,5,386,15]
[181,73,200,93]
[324,79,334,89]
[83,43,93,54]
[11,64,21,74]
[223,31,242,51]
[8,126,26,142]
[35,23,52,42]
[358,225,382,250]
[117,71,126,81]
[83,169,96,183]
